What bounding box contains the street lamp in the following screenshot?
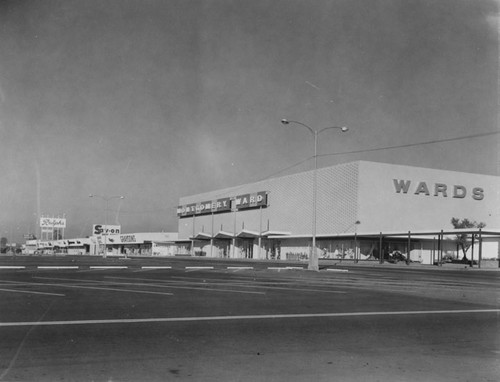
[89,194,124,258]
[281,119,349,271]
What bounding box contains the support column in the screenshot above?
[379,233,383,264]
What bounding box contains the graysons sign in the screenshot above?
[393,179,484,200]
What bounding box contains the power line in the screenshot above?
[318,130,499,158]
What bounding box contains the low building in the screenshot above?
[177,161,500,264]
[25,232,188,257]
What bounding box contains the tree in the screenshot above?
[0,237,7,254]
[451,218,486,260]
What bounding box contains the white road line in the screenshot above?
[141,266,172,269]
[1,309,498,328]
[104,276,266,295]
[37,266,79,270]
[227,267,254,270]
[34,276,265,295]
[106,276,346,294]
[0,288,65,296]
[21,278,174,296]
[89,266,129,269]
[185,266,214,270]
[326,269,349,273]
[0,266,26,269]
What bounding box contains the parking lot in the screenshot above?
[0,257,499,381]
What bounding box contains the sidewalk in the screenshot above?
[320,259,500,271]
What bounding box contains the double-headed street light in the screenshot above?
[89,194,125,258]
[281,119,349,271]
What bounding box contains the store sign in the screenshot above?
[120,234,137,243]
[235,191,268,209]
[393,179,484,201]
[93,224,121,235]
[177,192,269,217]
[40,217,66,228]
[177,197,232,217]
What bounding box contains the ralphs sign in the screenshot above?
[393,179,484,200]
[40,217,66,228]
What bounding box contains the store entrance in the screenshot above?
[240,239,254,259]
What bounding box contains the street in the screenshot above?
[0,258,499,381]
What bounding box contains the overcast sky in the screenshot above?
[0,0,498,242]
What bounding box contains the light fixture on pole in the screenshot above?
[89,194,125,258]
[280,119,349,271]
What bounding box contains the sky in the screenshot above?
[0,0,498,243]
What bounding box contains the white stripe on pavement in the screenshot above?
[1,309,498,327]
[0,288,65,296]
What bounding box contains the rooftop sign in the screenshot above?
[177,191,268,217]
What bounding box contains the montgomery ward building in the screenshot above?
[177,161,500,265]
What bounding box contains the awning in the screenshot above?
[261,230,292,237]
[236,229,260,238]
[190,232,212,241]
[213,231,234,240]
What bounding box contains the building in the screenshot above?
[177,161,500,264]
[24,232,187,257]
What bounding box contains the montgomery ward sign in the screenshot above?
[393,179,484,200]
[234,191,268,209]
[177,191,268,217]
[177,197,231,217]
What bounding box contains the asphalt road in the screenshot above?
[0,257,499,381]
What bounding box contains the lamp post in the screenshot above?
[354,220,360,263]
[281,119,348,271]
[89,194,124,258]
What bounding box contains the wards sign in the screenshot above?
[393,179,484,201]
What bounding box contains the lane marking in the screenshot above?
[326,269,349,273]
[227,267,254,270]
[141,266,172,269]
[89,266,129,269]
[33,276,265,296]
[1,309,498,327]
[104,276,266,295]
[106,276,345,294]
[15,278,174,296]
[37,266,79,270]
[185,266,214,270]
[0,288,65,296]
[0,266,26,269]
